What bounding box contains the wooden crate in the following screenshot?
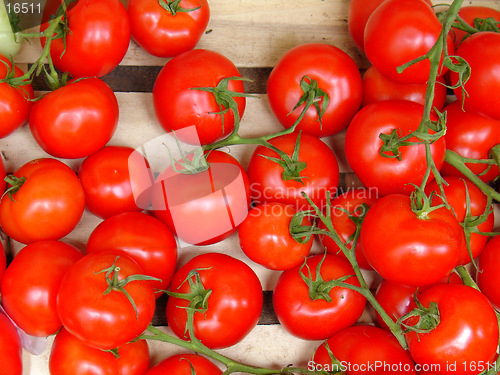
[4,0,500,373]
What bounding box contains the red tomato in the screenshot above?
[78,146,150,219]
[360,194,462,287]
[1,240,83,337]
[0,158,85,244]
[345,100,445,196]
[425,176,494,265]
[266,43,362,137]
[146,353,221,375]
[247,132,339,211]
[0,241,5,284]
[49,328,150,375]
[440,100,500,183]
[451,32,500,120]
[40,0,130,78]
[57,251,156,350]
[128,0,210,58]
[0,156,5,196]
[28,78,119,159]
[477,235,500,311]
[361,65,447,110]
[452,6,500,48]
[153,49,246,145]
[364,0,454,84]
[273,254,366,340]
[0,54,34,139]
[86,211,178,297]
[152,150,250,246]
[0,312,23,375]
[405,284,499,375]
[311,325,416,375]
[166,252,263,349]
[238,202,313,271]
[318,187,378,270]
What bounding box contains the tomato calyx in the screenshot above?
[288,75,330,131]
[95,256,161,320]
[400,295,440,336]
[158,0,203,16]
[449,15,500,45]
[2,175,26,202]
[165,140,210,174]
[411,186,446,219]
[289,210,317,244]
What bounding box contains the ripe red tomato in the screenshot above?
[57,251,156,350]
[452,6,500,48]
[28,78,119,159]
[0,54,34,139]
[451,32,500,121]
[477,235,500,311]
[146,353,222,375]
[273,254,366,340]
[361,65,447,110]
[317,187,378,270]
[247,132,339,211]
[361,194,463,287]
[311,325,416,375]
[166,252,263,349]
[40,0,130,78]
[128,0,210,58]
[425,176,494,266]
[78,146,150,219]
[440,100,500,183]
[153,49,246,145]
[0,158,85,244]
[1,240,83,337]
[86,211,178,297]
[345,100,445,196]
[364,0,454,84]
[238,202,313,271]
[49,328,150,375]
[0,312,23,375]
[405,284,499,375]
[0,241,5,285]
[266,43,362,137]
[152,150,250,246]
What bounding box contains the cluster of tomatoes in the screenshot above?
[2,0,500,374]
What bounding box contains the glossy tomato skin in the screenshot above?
[78,146,149,219]
[1,240,83,337]
[0,242,5,285]
[452,6,500,48]
[311,325,416,375]
[29,78,119,159]
[41,0,130,78]
[238,202,313,271]
[0,54,34,139]
[128,0,210,58]
[426,177,494,265]
[152,150,250,246]
[0,312,23,375]
[166,253,263,349]
[364,0,453,84]
[440,100,500,183]
[361,194,463,287]
[146,353,222,375]
[318,187,378,270]
[247,132,339,211]
[86,211,178,297]
[49,327,150,375]
[0,158,85,244]
[405,284,499,375]
[267,43,362,137]
[477,235,500,311]
[153,49,246,145]
[451,32,500,120]
[344,100,445,196]
[57,251,156,350]
[273,254,366,341]
[361,65,447,110]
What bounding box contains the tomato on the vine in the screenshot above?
[266,43,362,137]
[452,6,500,48]
[477,235,500,311]
[0,312,23,375]
[166,252,263,349]
[146,353,222,375]
[128,0,210,58]
[0,158,85,244]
